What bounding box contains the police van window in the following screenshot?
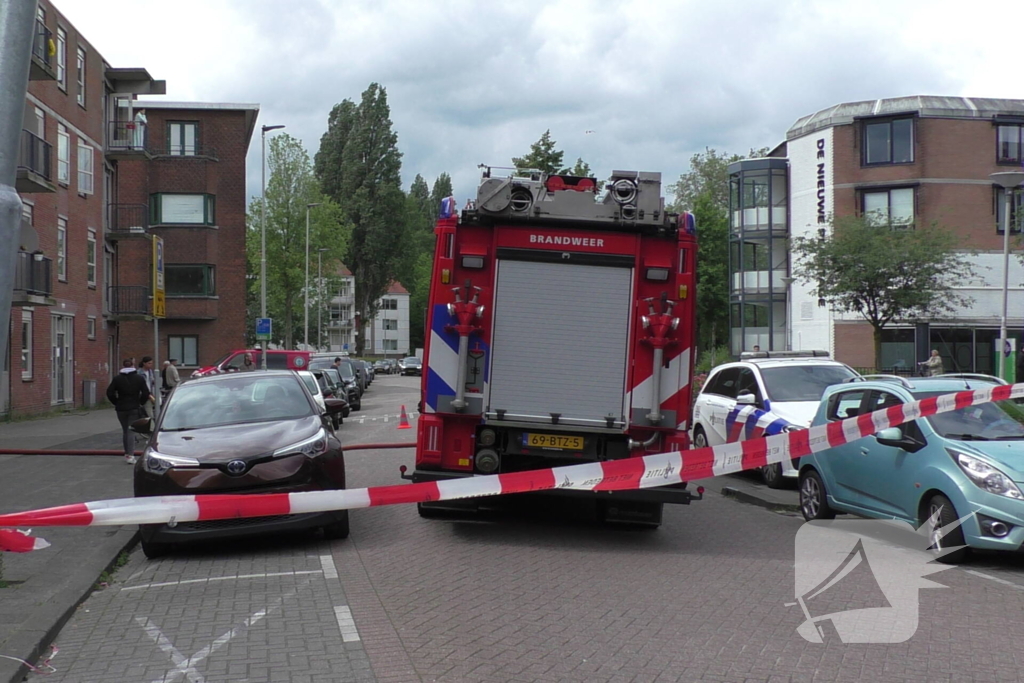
[827,390,867,421]
[705,367,740,399]
[736,368,761,400]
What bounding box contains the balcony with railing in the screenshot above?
[106,120,151,159]
[13,251,54,306]
[106,203,149,240]
[30,20,56,81]
[152,143,218,159]
[107,286,151,319]
[16,130,54,193]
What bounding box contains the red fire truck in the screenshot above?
[403,168,700,526]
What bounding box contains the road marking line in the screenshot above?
[140,586,300,683]
[334,605,360,642]
[964,569,1024,590]
[320,554,338,580]
[122,570,321,591]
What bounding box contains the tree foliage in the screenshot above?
[429,172,453,211]
[690,192,730,352]
[315,83,407,355]
[668,147,771,213]
[792,216,976,366]
[245,133,349,349]
[512,130,565,175]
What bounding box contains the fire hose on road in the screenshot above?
[2,383,1023,552]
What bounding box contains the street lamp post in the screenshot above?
[260,124,285,369]
[303,202,321,351]
[990,171,1024,380]
[317,248,329,352]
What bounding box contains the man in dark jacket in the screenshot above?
[106,359,152,463]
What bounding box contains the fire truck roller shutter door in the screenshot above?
[487,258,633,426]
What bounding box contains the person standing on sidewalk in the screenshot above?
[161,358,180,401]
[138,356,158,417]
[106,359,152,463]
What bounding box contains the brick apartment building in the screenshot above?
[5,0,257,417]
[728,95,1024,374]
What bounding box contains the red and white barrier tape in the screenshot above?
[2,383,1022,552]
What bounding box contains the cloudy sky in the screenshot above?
[58,0,1024,206]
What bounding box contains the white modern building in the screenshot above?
[324,265,410,356]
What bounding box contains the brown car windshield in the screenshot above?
[161,375,314,430]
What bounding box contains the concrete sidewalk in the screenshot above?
[0,408,138,683]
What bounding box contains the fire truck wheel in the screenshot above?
[762,463,786,489]
[322,511,350,540]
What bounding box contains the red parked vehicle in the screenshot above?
[191,350,311,378]
[402,168,701,526]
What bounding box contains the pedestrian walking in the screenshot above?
[138,356,158,417]
[161,358,180,401]
[919,349,944,377]
[106,359,152,463]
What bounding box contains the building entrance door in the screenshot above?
[51,315,74,405]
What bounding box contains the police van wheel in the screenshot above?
[762,463,785,489]
[692,426,708,450]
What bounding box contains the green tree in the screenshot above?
[429,172,453,212]
[668,147,770,213]
[512,130,565,175]
[690,192,730,353]
[315,83,408,355]
[246,133,350,349]
[792,215,976,367]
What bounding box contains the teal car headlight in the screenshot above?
[273,428,329,458]
[948,449,1024,500]
[144,451,201,475]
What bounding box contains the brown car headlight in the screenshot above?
[273,428,329,458]
[144,451,201,475]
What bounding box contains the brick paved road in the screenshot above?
[29,376,1024,682]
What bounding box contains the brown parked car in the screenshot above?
[132,370,348,558]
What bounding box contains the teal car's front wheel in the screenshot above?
[799,469,835,521]
[926,494,969,564]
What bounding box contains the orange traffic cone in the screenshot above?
[398,405,411,429]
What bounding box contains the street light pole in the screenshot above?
[317,248,329,352]
[990,171,1024,380]
[303,202,321,351]
[260,124,285,369]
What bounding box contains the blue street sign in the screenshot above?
[343,343,349,351]
[256,318,272,339]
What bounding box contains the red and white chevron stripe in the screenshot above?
[2,383,1022,552]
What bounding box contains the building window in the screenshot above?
[77,140,93,194]
[863,187,914,229]
[76,46,85,106]
[57,217,67,281]
[168,122,198,156]
[995,187,1023,234]
[863,117,914,165]
[86,229,96,286]
[21,310,32,380]
[338,281,351,297]
[21,200,32,226]
[997,124,1023,164]
[87,316,96,340]
[383,339,398,351]
[56,27,66,90]
[169,336,198,366]
[166,265,215,296]
[56,124,69,184]
[151,193,215,225]
[380,298,398,310]
[382,318,398,331]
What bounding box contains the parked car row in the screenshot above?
[692,350,1024,563]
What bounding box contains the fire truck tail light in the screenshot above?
[462,256,484,269]
[441,268,451,284]
[645,267,669,282]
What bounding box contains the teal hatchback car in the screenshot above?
[798,375,1024,563]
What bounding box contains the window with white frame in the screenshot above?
[77,140,93,194]
[380,298,398,310]
[56,27,66,89]
[995,187,1023,234]
[76,45,85,106]
[21,310,32,380]
[56,124,69,184]
[150,193,215,225]
[87,316,96,340]
[383,339,399,351]
[21,201,32,226]
[86,229,96,286]
[863,188,915,229]
[382,319,398,331]
[168,122,198,156]
[57,218,67,281]
[169,335,198,366]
